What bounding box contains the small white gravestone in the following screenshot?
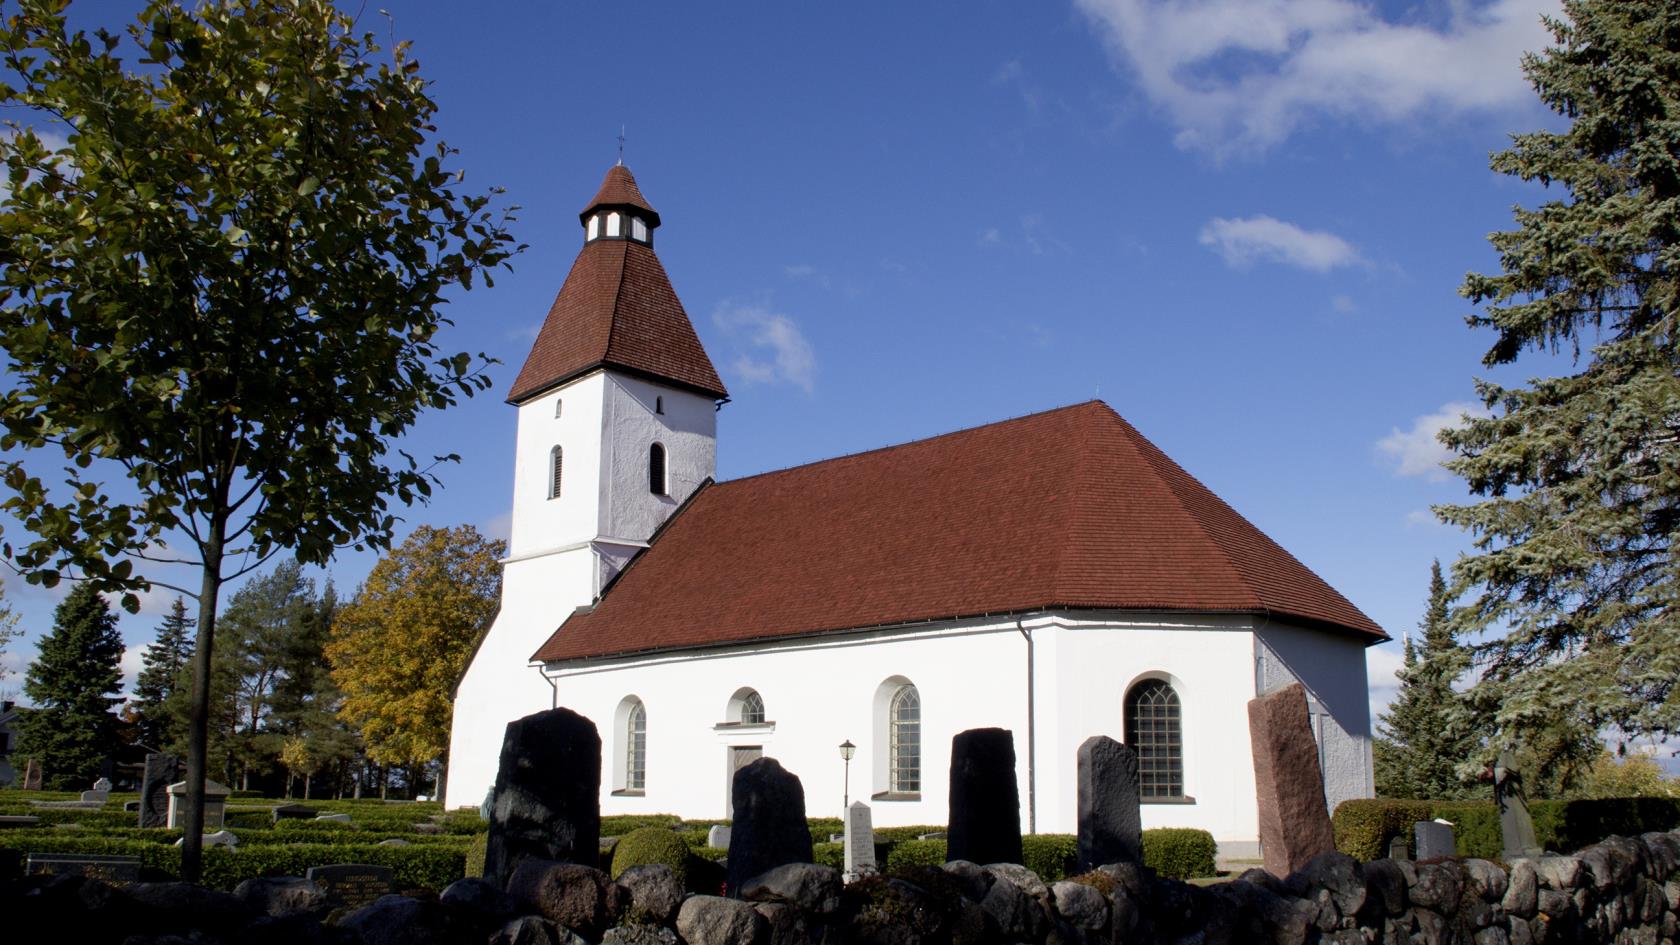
[844,801,877,881]
[92,777,113,793]
[165,779,231,830]
[81,776,113,804]
[707,824,732,851]
[174,829,238,849]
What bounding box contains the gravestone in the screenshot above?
[1076,735,1141,870]
[139,753,180,828]
[25,853,141,883]
[483,707,602,888]
[946,727,1022,866]
[23,758,41,790]
[844,800,877,880]
[726,756,814,897]
[1494,750,1542,858]
[272,803,318,822]
[306,863,398,908]
[0,815,41,829]
[80,776,111,804]
[166,778,231,829]
[93,776,112,793]
[1414,821,1456,860]
[1247,683,1336,878]
[707,824,732,850]
[480,786,495,821]
[1388,836,1408,860]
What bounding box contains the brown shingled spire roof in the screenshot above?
[508,165,726,403]
[532,401,1386,664]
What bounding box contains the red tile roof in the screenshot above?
[581,164,660,227]
[532,402,1386,663]
[508,168,727,403]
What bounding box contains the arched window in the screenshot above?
[1125,678,1183,798]
[554,398,563,418]
[649,442,667,496]
[549,446,563,499]
[739,690,765,724]
[624,699,647,791]
[889,684,920,794]
[655,395,664,415]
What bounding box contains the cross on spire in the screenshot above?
[617,125,626,166]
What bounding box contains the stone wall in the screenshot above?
[7,830,1677,944]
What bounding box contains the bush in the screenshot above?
[885,839,947,871]
[1557,797,1680,852]
[1142,828,1216,879]
[610,827,692,887]
[1022,835,1078,881]
[601,814,687,836]
[1334,796,1680,861]
[440,808,488,835]
[812,841,843,870]
[1331,799,1433,861]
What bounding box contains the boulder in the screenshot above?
[1503,859,1538,918]
[616,863,684,925]
[938,860,995,902]
[489,914,584,945]
[334,894,459,945]
[1409,862,1464,912]
[1050,880,1109,930]
[602,925,679,945]
[677,894,767,945]
[126,881,252,934]
[738,862,843,915]
[1464,859,1508,902]
[506,859,619,940]
[1360,858,1407,918]
[1285,851,1366,918]
[232,876,328,918]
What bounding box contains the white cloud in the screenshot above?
[1,126,74,201]
[1331,294,1358,315]
[119,643,146,698]
[978,216,1069,256]
[1405,508,1440,528]
[994,59,1044,112]
[1377,401,1488,480]
[1074,0,1556,154]
[481,510,512,543]
[1199,215,1362,272]
[712,302,816,394]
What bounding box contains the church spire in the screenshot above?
[507,165,727,404]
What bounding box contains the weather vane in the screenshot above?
[617,125,626,166]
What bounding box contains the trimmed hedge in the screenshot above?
[1023,835,1079,880]
[1143,828,1217,880]
[886,839,949,871]
[1333,796,1680,860]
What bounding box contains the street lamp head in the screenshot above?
[838,740,856,761]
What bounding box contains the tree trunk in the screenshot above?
[182,523,226,883]
[437,748,449,809]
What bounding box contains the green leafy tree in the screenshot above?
[1437,0,1680,787]
[131,596,194,748]
[1373,562,1479,799]
[0,576,19,689]
[17,583,123,789]
[0,0,518,877]
[327,524,502,803]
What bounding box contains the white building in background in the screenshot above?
[447,164,1387,858]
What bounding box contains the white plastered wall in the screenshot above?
[1253,621,1377,817]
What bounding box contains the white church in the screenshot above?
[447,164,1386,858]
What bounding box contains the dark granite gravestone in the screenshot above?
[1076,735,1141,870]
[1494,750,1542,859]
[272,803,318,822]
[1414,820,1455,860]
[139,753,180,828]
[0,815,41,829]
[306,863,398,908]
[1248,683,1337,878]
[946,727,1023,867]
[25,853,141,883]
[726,756,814,897]
[483,707,602,888]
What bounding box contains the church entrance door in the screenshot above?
[726,746,762,816]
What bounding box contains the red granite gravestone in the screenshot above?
[1248,683,1336,878]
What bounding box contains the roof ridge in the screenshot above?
[718,400,1105,488]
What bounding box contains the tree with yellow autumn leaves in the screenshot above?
[326,525,503,801]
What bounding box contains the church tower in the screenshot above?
[447,164,728,806]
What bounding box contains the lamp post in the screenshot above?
[838,740,856,815]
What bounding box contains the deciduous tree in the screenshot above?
[17,583,123,789]
[327,524,502,802]
[1438,0,1680,785]
[0,0,518,877]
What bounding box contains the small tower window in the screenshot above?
[554,399,563,418]
[649,442,667,496]
[549,446,563,499]
[587,215,599,241]
[631,217,648,242]
[655,395,664,415]
[607,212,621,237]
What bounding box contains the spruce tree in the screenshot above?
[18,583,124,789]
[1374,562,1478,798]
[1437,0,1680,782]
[132,597,194,749]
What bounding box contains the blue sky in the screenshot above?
[8,0,1662,764]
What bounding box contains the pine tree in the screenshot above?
[18,583,124,789]
[1437,0,1680,783]
[1374,562,1478,798]
[132,597,195,749]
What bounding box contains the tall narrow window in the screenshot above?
[649,442,668,496]
[554,399,563,418]
[740,690,765,724]
[655,395,664,415]
[625,700,647,791]
[549,446,563,499]
[1125,679,1183,798]
[889,684,921,794]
